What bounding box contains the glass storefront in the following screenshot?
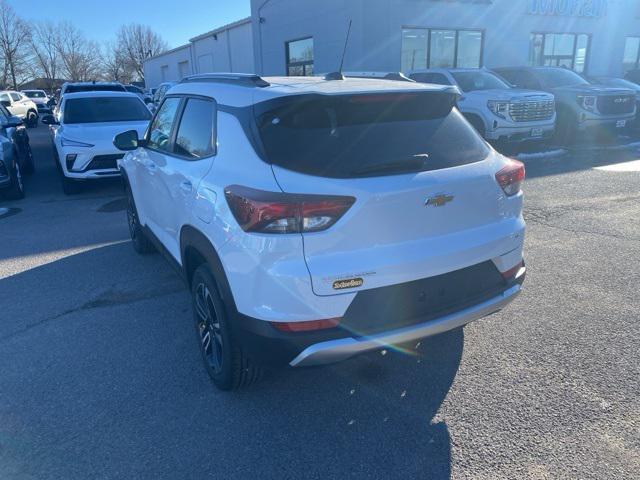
[401,28,483,71]
[529,33,590,73]
[623,37,640,74]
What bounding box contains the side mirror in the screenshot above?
[114,129,142,151]
[144,97,153,104]
[1,100,11,108]
[41,114,59,125]
[2,115,23,128]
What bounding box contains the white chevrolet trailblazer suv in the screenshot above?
[114,73,527,391]
[410,69,556,151]
[42,91,152,194]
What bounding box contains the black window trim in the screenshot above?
[285,36,314,76]
[530,31,592,73]
[402,26,485,70]
[145,94,217,161]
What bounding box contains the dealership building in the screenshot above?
[144,0,640,87]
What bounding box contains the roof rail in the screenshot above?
[180,73,270,88]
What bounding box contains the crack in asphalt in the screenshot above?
[524,215,640,242]
[0,283,186,344]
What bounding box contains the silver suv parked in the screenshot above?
[409,69,555,151]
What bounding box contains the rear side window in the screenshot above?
[147,97,181,152]
[255,92,489,178]
[174,98,216,159]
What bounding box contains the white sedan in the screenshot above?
[42,91,152,194]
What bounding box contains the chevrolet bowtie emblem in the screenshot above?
[425,194,454,207]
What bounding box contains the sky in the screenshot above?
[8,0,251,48]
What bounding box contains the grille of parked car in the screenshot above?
[84,154,124,171]
[509,100,555,122]
[596,95,635,115]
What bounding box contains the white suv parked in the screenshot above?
[409,69,556,151]
[0,90,39,128]
[42,91,152,194]
[114,73,527,390]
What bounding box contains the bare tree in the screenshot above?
[28,21,60,91]
[0,0,31,89]
[55,22,101,82]
[117,24,167,81]
[102,41,134,83]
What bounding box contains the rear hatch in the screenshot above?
[254,91,522,296]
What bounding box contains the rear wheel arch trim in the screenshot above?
[180,226,238,317]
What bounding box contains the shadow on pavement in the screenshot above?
[523,144,640,179]
[0,242,463,479]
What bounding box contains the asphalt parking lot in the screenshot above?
[0,125,639,479]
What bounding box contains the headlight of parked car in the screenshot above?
[487,100,510,119]
[61,137,94,148]
[577,95,597,112]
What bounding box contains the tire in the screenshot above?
[3,160,25,200]
[125,183,155,254]
[60,171,81,195]
[26,110,38,128]
[20,144,35,175]
[192,264,262,391]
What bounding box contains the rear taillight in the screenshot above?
[495,159,525,197]
[271,317,341,333]
[224,185,355,234]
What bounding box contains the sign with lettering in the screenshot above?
[527,0,608,17]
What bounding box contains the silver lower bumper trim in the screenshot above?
[290,284,521,367]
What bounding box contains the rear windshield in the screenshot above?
[255,92,489,178]
[64,97,152,124]
[23,91,46,98]
[65,85,126,94]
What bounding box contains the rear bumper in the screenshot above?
[235,266,525,368]
[291,280,522,367]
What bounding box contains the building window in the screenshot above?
[623,37,640,74]
[286,37,314,76]
[529,33,591,73]
[401,28,483,72]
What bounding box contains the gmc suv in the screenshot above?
[409,68,555,152]
[493,67,636,144]
[114,73,526,391]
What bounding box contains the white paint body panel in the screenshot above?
[120,78,525,325]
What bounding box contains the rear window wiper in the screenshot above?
[348,157,428,176]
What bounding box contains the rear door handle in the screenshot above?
[180,180,192,194]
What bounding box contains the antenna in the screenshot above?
[325,20,352,81]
